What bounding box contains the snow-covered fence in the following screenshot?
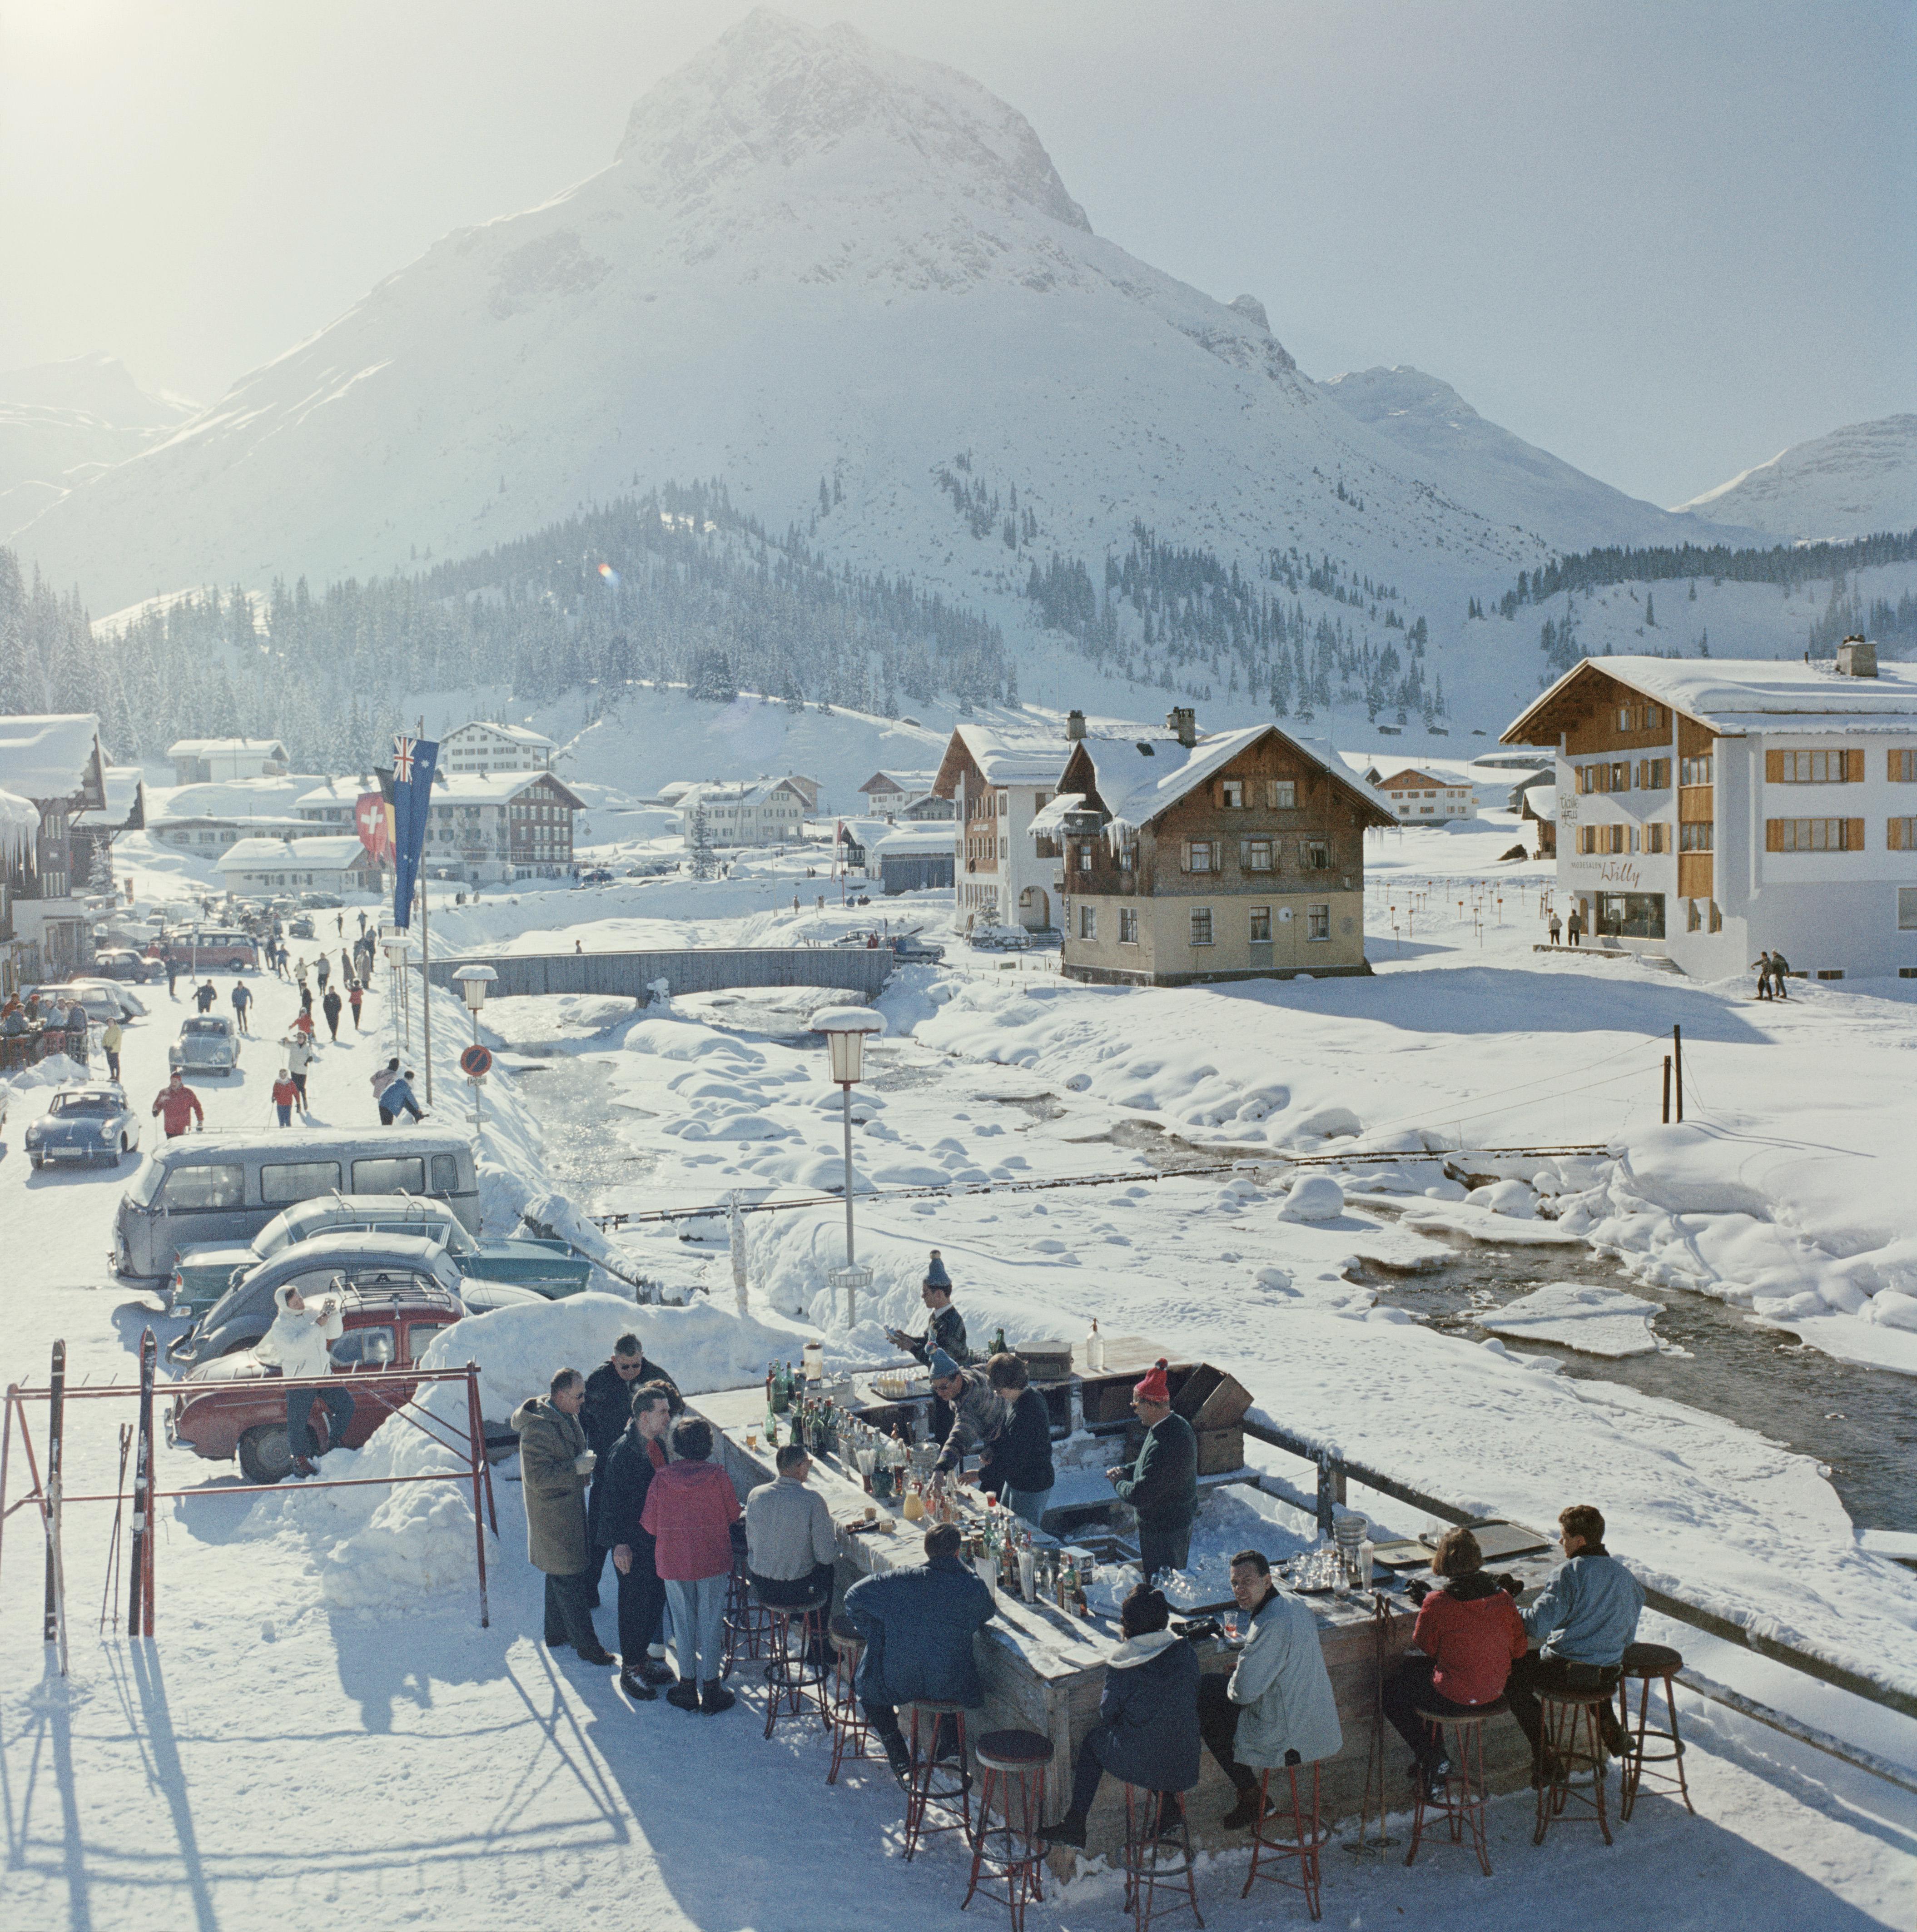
[426,946,892,1003]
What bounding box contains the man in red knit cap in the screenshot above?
[1107,1357,1197,1583]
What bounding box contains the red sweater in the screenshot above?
[152,1084,204,1135]
[639,1459,741,1582]
[1411,1582,1527,1705]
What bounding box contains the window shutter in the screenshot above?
[1890,819,1907,853]
[1765,749,1783,783]
[1765,819,1783,853]
[1180,839,1192,873]
[1847,748,1865,783]
[1238,838,1250,870]
[1213,780,1225,808]
[1847,818,1865,851]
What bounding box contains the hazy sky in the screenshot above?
[3,0,1910,507]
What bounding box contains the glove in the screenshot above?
[1406,1578,1431,1605]
[573,1451,596,1476]
[1498,1572,1523,1597]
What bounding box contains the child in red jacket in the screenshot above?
[640,1414,742,1713]
[1381,1526,1526,1797]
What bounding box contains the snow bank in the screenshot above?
[1474,1281,1663,1357]
[1279,1174,1345,1221]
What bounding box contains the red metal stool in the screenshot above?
[1121,1786,1203,1932]
[1404,1697,1505,1876]
[1534,1689,1614,1847]
[963,1729,1053,1930]
[1616,1643,1692,1822]
[721,1545,773,1677]
[760,1592,831,1739]
[826,1616,874,1784]
[1241,1760,1327,1921]
[903,1701,971,1861]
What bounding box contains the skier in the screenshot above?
[285,1031,317,1109]
[1749,950,1774,1000]
[293,1005,315,1044]
[256,1282,353,1477]
[194,979,217,1014]
[336,913,345,937]
[272,1068,301,1127]
[315,953,330,996]
[151,1071,204,1138]
[348,981,364,1031]
[322,985,343,1042]
[230,979,253,1034]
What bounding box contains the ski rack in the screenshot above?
[0,1332,501,1670]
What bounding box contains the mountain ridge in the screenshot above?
[1672,414,1917,541]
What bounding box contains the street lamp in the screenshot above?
[451,964,497,1134]
[811,1007,884,1326]
[383,935,413,1055]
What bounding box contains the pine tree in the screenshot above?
[689,802,717,881]
[1644,591,1656,628]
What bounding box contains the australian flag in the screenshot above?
[389,732,439,928]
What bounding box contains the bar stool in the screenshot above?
[722,1539,773,1677]
[826,1616,874,1784]
[760,1591,831,1739]
[963,1729,1053,1930]
[903,1701,971,1861]
[1616,1643,1693,1822]
[1404,1697,1505,1876]
[1121,1786,1203,1932]
[1533,1688,1614,1848]
[1241,1760,1327,1922]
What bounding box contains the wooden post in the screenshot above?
[1316,1448,1337,1539]
[1673,1023,1683,1123]
[1663,1056,1672,1124]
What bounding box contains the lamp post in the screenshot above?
[811,1007,884,1326]
[452,964,497,1134]
[383,934,412,1056]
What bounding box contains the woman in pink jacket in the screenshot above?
[640,1415,743,1713]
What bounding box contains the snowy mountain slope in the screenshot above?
[0,353,194,534]
[1319,365,1764,553]
[17,10,1562,625]
[1673,415,1917,541]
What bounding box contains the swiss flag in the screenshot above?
[355,790,393,862]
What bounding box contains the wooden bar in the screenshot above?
[694,1376,1543,1859]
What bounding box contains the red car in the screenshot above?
[167,1284,464,1483]
[146,929,260,973]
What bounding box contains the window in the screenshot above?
[1645,705,1664,728]
[1118,908,1138,944]
[1246,839,1273,872]
[1268,780,1296,809]
[1637,759,1672,790]
[1249,907,1272,943]
[1618,706,1634,730]
[1078,905,1097,941]
[407,1321,452,1360]
[1890,750,1917,783]
[1680,755,1713,788]
[330,1326,397,1369]
[1644,823,1669,854]
[1609,763,1631,791]
[1078,844,1093,872]
[1679,822,1713,853]
[1188,840,1215,873]
[1768,818,1862,852]
[1306,903,1331,941]
[140,1156,250,1215]
[1901,888,1917,931]
[1189,907,1214,946]
[1886,817,1917,851]
[430,1154,462,1192]
[260,1161,342,1206]
[1305,840,1329,871]
[353,1156,426,1194]
[1597,892,1667,939]
[1221,779,1245,808]
[1772,750,1857,784]
[1118,842,1135,871]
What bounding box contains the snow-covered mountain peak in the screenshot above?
[1320,365,1483,431]
[1672,414,1917,541]
[613,8,1090,235]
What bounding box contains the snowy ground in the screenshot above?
[4,820,1915,1928]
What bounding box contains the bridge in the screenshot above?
[425,946,893,1003]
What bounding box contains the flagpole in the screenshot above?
[418,873,434,1108]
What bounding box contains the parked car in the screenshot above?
[166,1232,543,1366]
[969,924,1032,951]
[167,1279,477,1482]
[74,978,148,1018]
[113,1128,482,1286]
[94,949,167,983]
[170,1014,241,1076]
[167,1192,592,1316]
[891,933,945,964]
[577,869,615,885]
[23,1083,141,1168]
[298,893,343,910]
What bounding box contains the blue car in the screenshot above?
[25,1083,143,1169]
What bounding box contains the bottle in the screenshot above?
[1084,1319,1105,1374]
[993,1325,1008,1356]
[803,1338,824,1385]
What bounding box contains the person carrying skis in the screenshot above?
[152,1072,204,1138]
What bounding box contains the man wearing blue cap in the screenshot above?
[884,1249,970,1368]
[927,1348,1004,1500]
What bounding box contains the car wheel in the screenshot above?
[29,1153,43,1170]
[238,1425,295,1485]
[119,1137,131,1163]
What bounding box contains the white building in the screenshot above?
[932,725,1068,931]
[1371,766,1477,822]
[677,777,812,849]
[420,772,585,882]
[167,738,290,784]
[438,721,556,775]
[1502,642,1917,979]
[293,776,377,831]
[218,835,382,897]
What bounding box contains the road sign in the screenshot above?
[459,1044,493,1079]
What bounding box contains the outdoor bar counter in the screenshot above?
[693,1357,1547,1859]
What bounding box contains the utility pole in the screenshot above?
[1672,1023,1683,1123]
[418,877,434,1106]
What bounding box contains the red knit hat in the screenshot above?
[1134,1357,1171,1406]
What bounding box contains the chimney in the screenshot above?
[1167,706,1198,748]
[1065,709,1086,742]
[1836,636,1877,678]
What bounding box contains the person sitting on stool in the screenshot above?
[1382,1526,1526,1801]
[1197,1550,1343,1830]
[745,1441,839,1624]
[843,1521,995,1784]
[1043,1584,1199,1848]
[1504,1503,1644,1779]
[1107,1358,1197,1583]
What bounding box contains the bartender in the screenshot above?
[1107,1358,1198,1583]
[884,1251,969,1367]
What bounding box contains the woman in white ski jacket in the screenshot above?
[256,1281,353,1473]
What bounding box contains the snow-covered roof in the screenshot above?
[1373,768,1454,791]
[859,768,939,794]
[218,835,369,870]
[1505,653,1917,744]
[0,787,36,858]
[430,771,585,807]
[293,779,372,810]
[77,765,144,827]
[0,713,101,803]
[166,736,288,758]
[936,726,1067,792]
[444,720,556,749]
[1520,781,1557,821]
[676,777,806,809]
[874,825,954,855]
[1027,792,1087,836]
